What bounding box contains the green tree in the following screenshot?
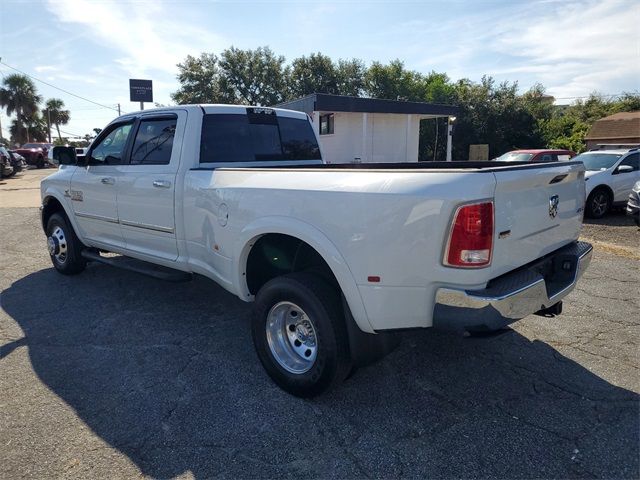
[451,76,544,159]
[336,59,366,97]
[218,46,288,105]
[537,92,640,153]
[44,98,70,141]
[171,53,233,104]
[364,60,426,101]
[10,112,48,142]
[289,53,339,98]
[0,73,42,144]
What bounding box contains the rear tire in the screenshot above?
[46,213,86,275]
[586,188,611,218]
[36,156,45,169]
[252,272,352,397]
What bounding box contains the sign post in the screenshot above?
[129,79,153,111]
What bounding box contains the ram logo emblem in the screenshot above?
[549,195,559,218]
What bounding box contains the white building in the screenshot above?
[277,93,459,164]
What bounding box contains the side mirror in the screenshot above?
[615,165,634,174]
[49,146,77,166]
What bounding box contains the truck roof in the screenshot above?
[120,104,308,120]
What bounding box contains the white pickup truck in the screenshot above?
[41,105,592,396]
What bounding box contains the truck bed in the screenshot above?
[194,160,583,172]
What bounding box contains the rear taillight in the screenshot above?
[444,201,494,268]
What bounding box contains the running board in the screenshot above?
[81,250,192,282]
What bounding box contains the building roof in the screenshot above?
[276,93,459,117]
[585,111,640,140]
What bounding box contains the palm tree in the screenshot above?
[45,98,71,141]
[0,74,42,144]
[10,113,48,142]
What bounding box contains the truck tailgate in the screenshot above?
[491,162,585,277]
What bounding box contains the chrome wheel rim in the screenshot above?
[265,301,318,374]
[592,193,607,216]
[48,226,68,264]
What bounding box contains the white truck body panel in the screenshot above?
[41,105,588,335]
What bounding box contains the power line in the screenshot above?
[0,61,120,113]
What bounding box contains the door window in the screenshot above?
[618,153,639,172]
[130,117,177,165]
[90,122,133,165]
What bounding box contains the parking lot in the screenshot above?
[1,169,638,479]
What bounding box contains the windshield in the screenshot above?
[494,152,534,162]
[573,152,622,171]
[22,143,44,149]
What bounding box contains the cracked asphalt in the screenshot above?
[1,170,639,479]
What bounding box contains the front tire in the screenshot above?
[252,272,352,397]
[46,213,86,274]
[586,188,611,218]
[36,156,45,169]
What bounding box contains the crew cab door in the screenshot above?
[611,153,639,203]
[70,120,134,249]
[116,112,184,261]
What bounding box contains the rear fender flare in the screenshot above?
[234,216,374,333]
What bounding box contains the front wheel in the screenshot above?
[586,189,611,219]
[252,272,352,397]
[36,156,45,169]
[46,213,87,274]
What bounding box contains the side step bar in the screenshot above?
[81,250,192,282]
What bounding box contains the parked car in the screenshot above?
[571,148,640,218]
[0,146,14,178]
[7,150,26,174]
[14,142,53,168]
[494,149,577,163]
[41,105,592,397]
[627,180,640,226]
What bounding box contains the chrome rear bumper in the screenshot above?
[433,241,593,331]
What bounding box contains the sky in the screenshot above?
[0,0,639,140]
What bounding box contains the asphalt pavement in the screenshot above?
[1,170,638,479]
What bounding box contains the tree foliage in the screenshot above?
[218,46,289,105]
[171,47,639,159]
[171,53,232,104]
[45,98,70,141]
[0,74,43,144]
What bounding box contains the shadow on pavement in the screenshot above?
[2,264,639,478]
[582,209,635,226]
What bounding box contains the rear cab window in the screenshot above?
[130,116,177,165]
[200,108,321,164]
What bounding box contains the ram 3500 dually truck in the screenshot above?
[41,105,592,397]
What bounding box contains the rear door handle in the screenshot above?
[153,180,171,188]
[101,177,115,185]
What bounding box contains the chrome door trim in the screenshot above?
[75,212,119,224]
[119,219,174,234]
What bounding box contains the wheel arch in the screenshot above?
[235,216,373,333]
[41,193,81,238]
[587,184,614,203]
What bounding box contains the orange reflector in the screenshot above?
[367,276,381,283]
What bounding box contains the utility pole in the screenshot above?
[117,103,121,116]
[140,101,144,111]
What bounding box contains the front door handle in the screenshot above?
[153,180,172,188]
[101,177,115,185]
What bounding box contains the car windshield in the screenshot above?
[573,152,622,171]
[22,143,43,149]
[494,152,534,162]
